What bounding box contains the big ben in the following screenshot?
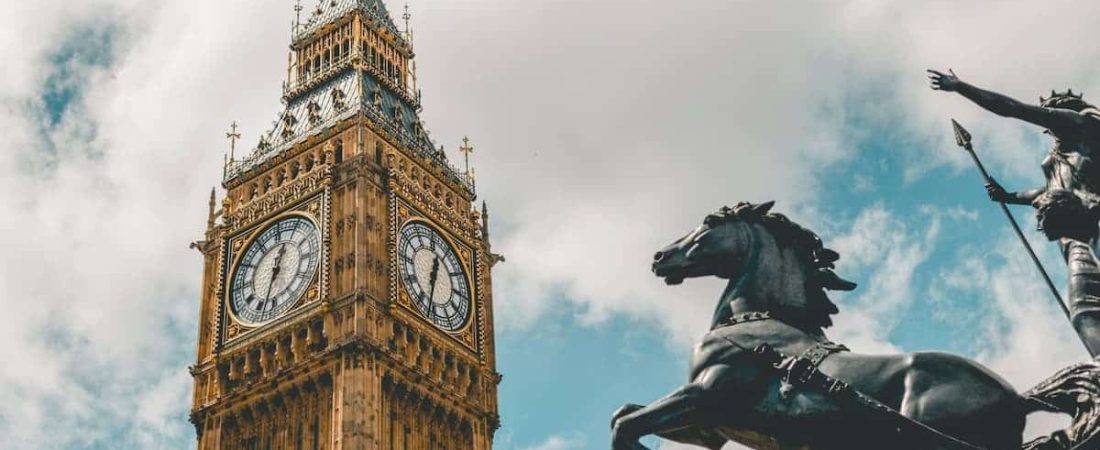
[188,1,501,449]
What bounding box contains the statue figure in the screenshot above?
[928,69,1100,356]
[611,202,1100,450]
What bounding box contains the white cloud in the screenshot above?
[822,0,1100,183]
[413,0,883,346]
[413,0,1100,348]
[520,434,586,450]
[660,439,750,450]
[0,0,288,447]
[826,205,942,354]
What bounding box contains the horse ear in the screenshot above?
[817,269,857,291]
[816,248,840,263]
[753,201,776,216]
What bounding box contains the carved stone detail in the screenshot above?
[226,168,329,232]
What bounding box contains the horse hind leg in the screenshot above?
[898,354,1024,450]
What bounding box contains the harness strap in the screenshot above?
[723,311,771,327]
[802,341,849,367]
[751,344,988,450]
[778,341,849,398]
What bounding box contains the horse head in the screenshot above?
[652,201,775,286]
[652,201,855,331]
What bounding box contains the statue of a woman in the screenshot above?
[930,69,1100,355]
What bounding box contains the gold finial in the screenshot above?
[226,121,241,161]
[403,4,412,38]
[294,0,304,31]
[459,136,475,178]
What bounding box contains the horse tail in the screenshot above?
[1019,360,1100,449]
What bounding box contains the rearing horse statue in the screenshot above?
[611,201,1100,450]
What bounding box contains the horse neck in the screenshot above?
[710,224,812,329]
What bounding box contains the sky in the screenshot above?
[3,0,1100,449]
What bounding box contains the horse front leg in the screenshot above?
[611,365,732,450]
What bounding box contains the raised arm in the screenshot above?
[929,69,1089,135]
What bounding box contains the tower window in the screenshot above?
[311,416,320,450]
[334,140,344,164]
[297,422,304,450]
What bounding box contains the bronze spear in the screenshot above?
[950,119,1091,354]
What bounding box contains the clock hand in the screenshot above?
[427,257,441,303]
[264,244,288,301]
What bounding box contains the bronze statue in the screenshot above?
[929,69,1100,356]
[611,202,1100,450]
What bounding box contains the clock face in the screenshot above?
[229,216,321,326]
[398,222,472,331]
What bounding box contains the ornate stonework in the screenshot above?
[190,2,499,449]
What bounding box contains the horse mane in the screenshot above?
[713,202,857,329]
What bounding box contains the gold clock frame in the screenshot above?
[224,210,323,332]
[396,218,476,334]
[391,196,481,353]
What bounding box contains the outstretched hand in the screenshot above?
[928,69,961,92]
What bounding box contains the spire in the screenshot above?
[296,0,407,46]
[227,0,471,197]
[207,187,217,230]
[481,201,490,241]
[403,3,418,94]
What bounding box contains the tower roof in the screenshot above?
[223,0,472,195]
[225,71,469,193]
[295,0,406,46]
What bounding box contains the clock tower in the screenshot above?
[189,1,501,449]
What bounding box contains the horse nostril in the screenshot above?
[654,252,665,262]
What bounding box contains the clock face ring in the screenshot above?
[398,222,472,332]
[229,215,321,326]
